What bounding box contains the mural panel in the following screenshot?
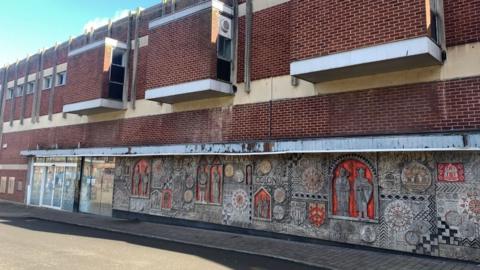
[111,152,480,263]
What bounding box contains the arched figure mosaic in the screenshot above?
[330,157,378,221]
[131,159,151,197]
[195,156,223,205]
[162,189,172,210]
[253,187,271,221]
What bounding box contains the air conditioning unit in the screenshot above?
[218,15,232,39]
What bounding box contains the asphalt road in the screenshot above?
[0,217,322,270]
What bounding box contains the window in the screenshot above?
[56,71,66,86]
[217,36,232,61]
[26,82,35,94]
[16,84,24,97]
[429,0,443,45]
[111,48,125,66]
[6,88,14,99]
[43,76,52,90]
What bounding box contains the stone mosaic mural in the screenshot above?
[112,152,480,262]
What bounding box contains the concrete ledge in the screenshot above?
[68,38,127,57]
[145,79,233,104]
[62,98,125,115]
[291,37,443,82]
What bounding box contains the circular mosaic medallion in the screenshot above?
[469,200,480,215]
[273,205,285,220]
[360,226,376,243]
[185,176,195,189]
[405,231,420,245]
[274,188,286,203]
[224,164,235,178]
[459,221,476,238]
[302,167,324,193]
[259,160,272,175]
[234,170,244,183]
[459,193,480,223]
[445,210,463,227]
[231,189,248,211]
[384,200,413,231]
[401,162,432,193]
[184,190,194,203]
[412,220,430,235]
[152,159,164,178]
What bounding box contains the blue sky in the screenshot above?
[0,0,161,66]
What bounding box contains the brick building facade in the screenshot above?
[1,0,480,262]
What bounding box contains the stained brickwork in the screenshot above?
[237,2,291,82]
[444,0,480,47]
[2,76,480,166]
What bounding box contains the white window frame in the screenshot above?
[43,76,52,90]
[16,84,24,97]
[6,88,14,100]
[56,71,66,86]
[27,81,35,94]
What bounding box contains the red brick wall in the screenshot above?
[0,170,27,203]
[290,0,428,61]
[52,85,66,114]
[24,95,34,118]
[237,2,291,82]
[144,10,217,90]
[1,76,479,165]
[64,45,109,105]
[135,47,149,99]
[444,0,480,47]
[39,90,52,116]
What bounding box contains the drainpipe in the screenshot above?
[0,65,9,145]
[107,19,112,38]
[20,54,30,125]
[63,37,73,119]
[122,12,132,108]
[130,8,141,110]
[231,0,239,84]
[34,49,45,123]
[10,59,19,126]
[48,43,58,121]
[244,0,253,93]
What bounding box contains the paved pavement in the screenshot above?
[0,201,479,270]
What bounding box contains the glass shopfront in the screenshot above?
[28,158,80,211]
[79,157,115,216]
[28,156,115,216]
